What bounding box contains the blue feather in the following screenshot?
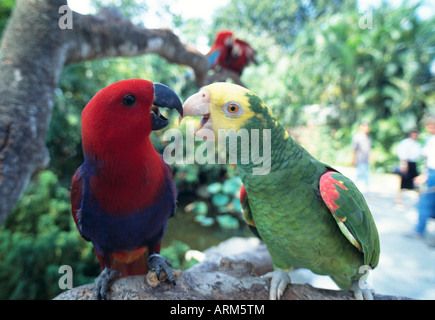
[75,159,177,256]
[207,49,221,68]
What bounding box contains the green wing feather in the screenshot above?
[319,171,380,268]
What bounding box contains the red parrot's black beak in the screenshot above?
[152,83,183,131]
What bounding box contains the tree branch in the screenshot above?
[66,9,209,86]
[54,237,411,300]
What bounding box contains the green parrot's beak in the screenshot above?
[180,89,213,136]
[152,83,183,131]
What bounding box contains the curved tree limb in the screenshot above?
[65,9,209,86]
[54,238,411,300]
[0,0,208,225]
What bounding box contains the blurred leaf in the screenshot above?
[184,201,208,215]
[194,215,215,227]
[222,177,242,195]
[207,182,223,194]
[211,194,230,207]
[216,215,240,230]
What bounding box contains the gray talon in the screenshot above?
[148,254,176,285]
[94,267,121,300]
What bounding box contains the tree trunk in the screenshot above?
[0,0,208,225]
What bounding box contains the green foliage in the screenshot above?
[90,0,148,23]
[160,240,199,270]
[212,0,357,49]
[184,176,243,229]
[0,171,99,299]
[216,214,240,230]
[212,1,434,171]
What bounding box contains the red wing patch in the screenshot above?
[319,171,363,252]
[319,171,348,222]
[240,184,247,206]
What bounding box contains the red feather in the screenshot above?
[240,184,247,206]
[319,171,347,221]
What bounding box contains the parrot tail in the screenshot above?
[111,246,149,276]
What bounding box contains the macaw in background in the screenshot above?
[207,30,234,70]
[207,30,257,76]
[71,79,183,299]
[181,82,380,300]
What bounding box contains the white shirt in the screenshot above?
[397,137,422,162]
[422,135,435,170]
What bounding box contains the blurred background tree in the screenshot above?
[212,0,434,169]
[0,0,433,299]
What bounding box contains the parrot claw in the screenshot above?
[350,281,375,300]
[148,254,176,285]
[262,270,291,300]
[94,267,121,300]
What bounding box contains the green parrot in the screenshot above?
[181,82,380,300]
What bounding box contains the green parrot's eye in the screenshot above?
[223,101,243,117]
[122,94,136,107]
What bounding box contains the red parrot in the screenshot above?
[70,79,183,299]
[207,30,235,70]
[207,30,257,76]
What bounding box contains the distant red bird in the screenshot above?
[207,30,235,69]
[207,30,257,76]
[71,79,182,299]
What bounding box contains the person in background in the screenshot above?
[352,122,372,192]
[410,115,435,242]
[396,129,421,204]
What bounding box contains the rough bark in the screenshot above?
[54,238,411,300]
[0,0,208,225]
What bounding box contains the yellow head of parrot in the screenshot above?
[181,82,274,137]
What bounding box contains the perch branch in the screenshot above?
[54,239,411,300]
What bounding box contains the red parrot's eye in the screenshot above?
[122,94,136,107]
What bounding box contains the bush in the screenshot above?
[0,170,99,299]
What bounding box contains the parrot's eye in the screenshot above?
[122,94,136,107]
[223,101,243,117]
[228,104,238,113]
